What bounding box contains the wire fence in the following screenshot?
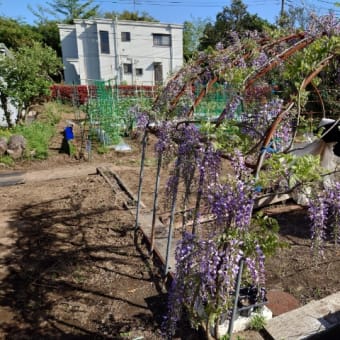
[50,82,338,147]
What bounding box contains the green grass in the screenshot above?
[0,101,65,160]
[96,145,110,154]
[0,155,14,166]
[249,313,266,331]
[37,102,63,125]
[0,129,11,139]
[14,121,56,159]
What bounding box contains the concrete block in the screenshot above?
[264,291,340,339]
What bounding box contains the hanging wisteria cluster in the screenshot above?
[308,182,340,257]
[156,121,268,338]
[307,12,340,37]
[163,232,245,338]
[207,179,254,229]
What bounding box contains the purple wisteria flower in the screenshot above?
[197,144,221,189]
[208,177,254,230]
[136,111,149,130]
[238,97,291,150]
[308,195,328,257]
[307,13,340,37]
[325,182,340,244]
[225,95,242,120]
[155,120,175,156]
[252,52,269,69]
[164,232,245,337]
[231,149,252,180]
[307,182,340,256]
[165,124,203,201]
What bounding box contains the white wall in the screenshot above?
[59,25,80,84]
[115,21,183,85]
[0,95,19,127]
[59,19,183,85]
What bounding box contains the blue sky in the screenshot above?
[0,0,339,25]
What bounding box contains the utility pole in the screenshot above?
[280,0,285,17]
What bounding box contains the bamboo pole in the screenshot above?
[134,130,148,231]
[227,258,244,337]
[164,158,181,276]
[150,153,162,253]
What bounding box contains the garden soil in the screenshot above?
[0,111,340,340]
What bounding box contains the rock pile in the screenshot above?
[0,135,26,159]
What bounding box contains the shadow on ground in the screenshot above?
[0,176,175,339]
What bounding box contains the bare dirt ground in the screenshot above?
[1,111,340,340]
[0,114,201,340]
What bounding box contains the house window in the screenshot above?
[136,68,143,76]
[153,34,171,46]
[99,30,110,54]
[121,32,131,42]
[123,63,132,74]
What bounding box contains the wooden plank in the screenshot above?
[136,211,177,274]
[98,166,146,209]
[254,193,292,208]
[0,172,25,187]
[97,166,138,210]
[111,169,146,209]
[96,166,117,193]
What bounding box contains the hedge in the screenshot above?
[50,84,158,105]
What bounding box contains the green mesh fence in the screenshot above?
[87,80,152,146]
[193,83,243,121]
[87,81,244,146]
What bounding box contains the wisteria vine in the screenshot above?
[132,14,339,339]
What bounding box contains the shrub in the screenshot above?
[2,102,64,160]
[249,313,266,331]
[14,121,56,159]
[0,155,14,166]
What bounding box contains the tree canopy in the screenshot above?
[45,0,100,24]
[0,17,40,50]
[0,42,62,126]
[102,10,158,22]
[32,21,62,58]
[183,18,208,61]
[199,0,274,50]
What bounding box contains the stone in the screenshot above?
[7,134,26,150]
[0,137,7,156]
[6,135,26,159]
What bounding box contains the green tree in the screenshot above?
[28,4,62,58]
[183,17,208,61]
[0,16,61,77]
[277,5,313,29]
[0,42,62,127]
[46,0,99,24]
[199,0,273,50]
[102,10,158,22]
[0,17,40,50]
[33,21,62,58]
[27,4,51,25]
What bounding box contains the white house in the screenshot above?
[58,18,183,86]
